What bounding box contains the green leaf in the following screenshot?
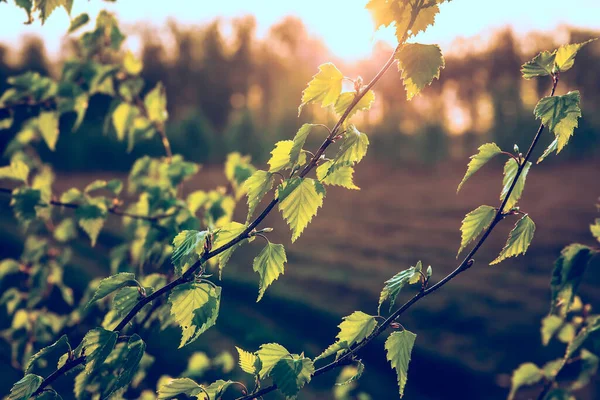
[557,323,576,343]
[521,51,556,79]
[108,334,146,397]
[335,360,365,386]
[457,143,502,192]
[87,272,139,308]
[256,343,290,379]
[334,90,376,120]
[25,334,69,373]
[298,62,343,116]
[500,159,532,211]
[550,244,596,316]
[171,230,208,271]
[76,202,107,246]
[316,161,359,190]
[317,311,377,361]
[537,137,558,164]
[534,91,582,153]
[36,0,69,24]
[278,178,325,242]
[11,187,42,222]
[112,102,138,141]
[7,374,43,400]
[37,112,59,151]
[82,327,118,375]
[541,315,564,346]
[236,346,261,375]
[396,43,445,100]
[243,170,274,221]
[253,242,287,302]
[68,13,89,33]
[0,160,30,183]
[591,219,600,243]
[378,262,423,313]
[267,140,307,173]
[571,349,599,390]
[157,378,204,400]
[145,82,168,123]
[508,363,543,400]
[290,124,314,166]
[554,39,597,73]
[365,0,394,30]
[332,125,369,168]
[490,215,536,265]
[84,179,123,196]
[202,380,235,400]
[168,282,221,347]
[458,205,496,256]
[212,222,248,277]
[385,330,417,398]
[271,355,315,399]
[124,51,143,75]
[566,317,600,359]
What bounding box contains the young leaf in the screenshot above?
[84,179,123,196]
[243,170,274,221]
[365,0,395,30]
[268,141,293,172]
[25,334,69,373]
[458,205,496,256]
[0,160,30,183]
[76,202,107,246]
[385,330,417,398]
[317,311,377,361]
[534,91,581,153]
[316,161,359,190]
[168,282,221,347]
[212,222,249,277]
[145,82,168,123]
[554,39,597,73]
[490,215,536,265]
[537,137,558,164]
[171,230,208,271]
[108,334,146,396]
[82,327,119,375]
[541,315,564,346]
[271,355,315,399]
[36,111,59,151]
[457,143,502,192]
[278,178,325,242]
[591,219,600,242]
[7,374,43,400]
[378,263,423,313]
[500,159,532,211]
[202,380,236,400]
[87,272,139,308]
[256,343,290,379]
[396,43,445,100]
[332,125,369,169]
[571,349,599,390]
[550,244,596,316]
[236,347,261,375]
[334,90,376,120]
[157,378,205,399]
[298,63,343,116]
[290,124,314,166]
[508,363,543,400]
[10,187,42,222]
[335,360,365,386]
[253,242,287,301]
[521,50,556,79]
[123,51,143,75]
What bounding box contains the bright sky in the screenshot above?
[0,0,599,60]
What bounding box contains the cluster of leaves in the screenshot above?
[1,1,596,400]
[508,221,599,400]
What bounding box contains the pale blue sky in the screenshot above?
[0,0,599,60]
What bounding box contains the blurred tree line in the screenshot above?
[0,16,598,171]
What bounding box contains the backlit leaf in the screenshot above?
[157,378,204,400]
[541,315,564,346]
[521,51,556,79]
[385,330,417,398]
[0,160,30,183]
[316,160,359,190]
[490,215,536,265]
[278,178,325,242]
[253,242,287,301]
[317,311,377,361]
[334,90,376,120]
[457,143,502,192]
[298,63,343,115]
[458,205,496,256]
[82,327,118,375]
[534,91,581,153]
[171,230,208,271]
[144,82,168,123]
[500,159,532,211]
[271,355,315,399]
[243,170,274,221]
[396,43,445,100]
[68,13,89,33]
[508,363,543,400]
[7,374,43,400]
[112,103,138,141]
[378,262,423,313]
[236,346,261,375]
[256,343,290,379]
[87,272,139,308]
[25,334,69,373]
[37,111,59,151]
[554,39,597,73]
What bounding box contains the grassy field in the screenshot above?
[1,158,599,399]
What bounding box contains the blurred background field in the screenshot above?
[1,1,600,399]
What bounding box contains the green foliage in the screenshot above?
[256,343,291,379]
[7,374,43,400]
[24,334,69,373]
[298,63,343,116]
[168,282,221,347]
[271,355,315,399]
[534,91,582,154]
[278,177,325,242]
[317,161,359,190]
[0,160,30,183]
[87,272,140,307]
[236,346,261,375]
[317,311,377,361]
[490,215,535,265]
[243,170,275,221]
[550,244,596,316]
[334,90,376,120]
[82,327,118,374]
[541,315,564,346]
[253,242,287,301]
[385,330,417,398]
[396,43,445,100]
[521,40,596,78]
[457,143,502,192]
[157,378,206,399]
[212,222,249,277]
[508,363,543,400]
[378,262,424,313]
[171,230,208,272]
[458,205,496,256]
[500,159,532,211]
